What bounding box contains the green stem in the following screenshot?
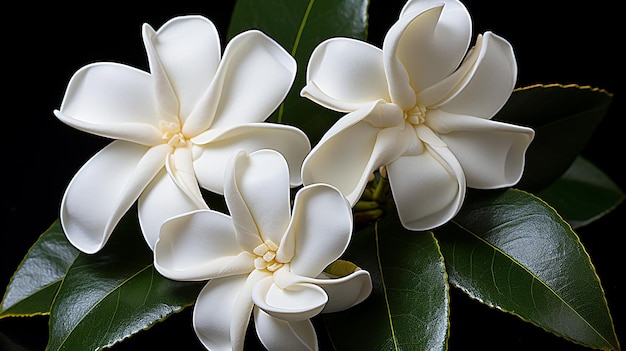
[354,200,379,211]
[373,174,390,204]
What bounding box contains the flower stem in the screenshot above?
[373,168,390,205]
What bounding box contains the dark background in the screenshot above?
[2,1,622,350]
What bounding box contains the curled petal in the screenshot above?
[165,146,206,208]
[143,15,221,124]
[192,123,310,193]
[278,184,352,276]
[427,110,534,188]
[254,308,318,351]
[191,30,296,134]
[55,63,162,145]
[394,0,472,93]
[384,3,471,108]
[317,269,372,313]
[252,276,327,322]
[429,32,518,118]
[301,37,389,112]
[226,149,291,250]
[387,141,465,230]
[154,209,254,280]
[194,272,265,351]
[61,141,166,253]
[273,266,373,314]
[401,0,464,17]
[301,101,412,205]
[415,33,479,107]
[382,10,421,109]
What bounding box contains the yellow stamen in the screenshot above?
[405,105,427,125]
[159,120,187,147]
[253,240,283,272]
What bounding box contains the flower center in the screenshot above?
[253,240,284,272]
[405,104,427,125]
[159,120,187,148]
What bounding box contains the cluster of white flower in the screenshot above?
[53,0,533,350]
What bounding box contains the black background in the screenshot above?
[2,1,623,350]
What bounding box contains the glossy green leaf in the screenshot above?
[436,188,619,350]
[1,220,79,318]
[325,214,449,350]
[227,0,368,144]
[45,213,204,351]
[538,156,625,228]
[494,84,613,192]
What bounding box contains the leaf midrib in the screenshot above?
[451,219,610,346]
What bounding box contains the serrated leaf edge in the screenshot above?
[514,83,613,97]
[1,220,78,318]
[48,263,191,351]
[449,189,620,350]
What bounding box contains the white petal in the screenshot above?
[415,31,481,108]
[427,110,534,188]
[198,30,296,132]
[317,269,372,313]
[165,145,206,208]
[192,123,310,193]
[382,12,421,109]
[301,101,412,205]
[154,209,255,281]
[435,32,517,118]
[55,63,162,145]
[61,141,166,253]
[193,272,265,351]
[143,15,221,124]
[392,0,472,94]
[278,184,352,277]
[254,308,318,351]
[301,37,389,112]
[252,276,327,321]
[137,166,207,250]
[387,140,465,230]
[225,150,291,250]
[270,266,372,314]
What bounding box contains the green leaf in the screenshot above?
[1,220,79,317]
[325,214,449,351]
[436,188,619,350]
[494,84,613,192]
[45,213,204,351]
[227,0,368,144]
[538,156,625,228]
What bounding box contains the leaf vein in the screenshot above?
[375,221,399,351]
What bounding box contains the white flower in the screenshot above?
[154,149,372,351]
[300,0,534,231]
[54,15,310,253]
